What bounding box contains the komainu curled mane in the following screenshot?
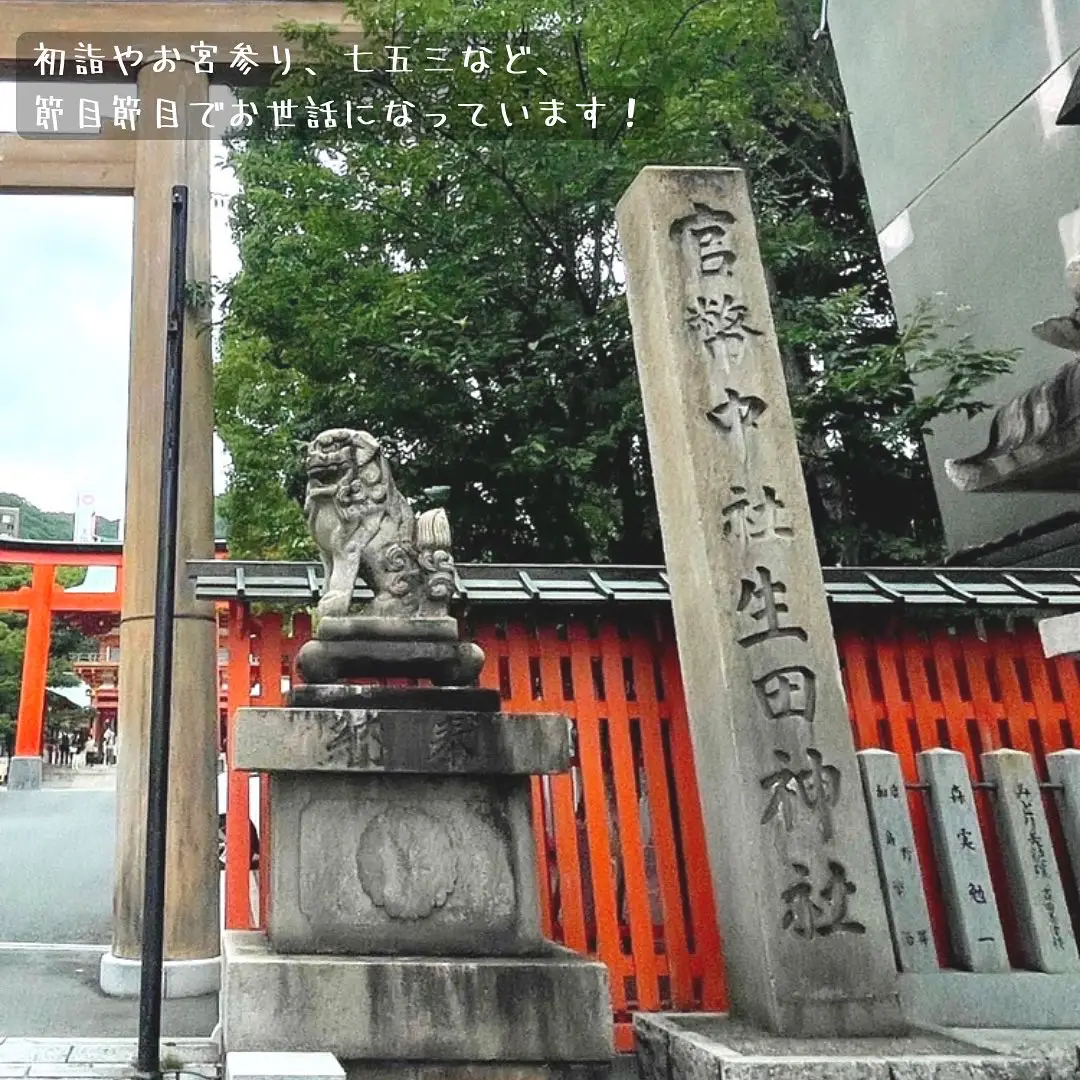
[304,428,456,619]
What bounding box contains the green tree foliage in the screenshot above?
[216,0,1015,565]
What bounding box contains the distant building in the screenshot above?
[0,507,20,539]
[827,4,1080,562]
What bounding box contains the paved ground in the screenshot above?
[0,1037,219,1077]
[0,774,218,1039]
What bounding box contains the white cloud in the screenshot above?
[0,92,242,527]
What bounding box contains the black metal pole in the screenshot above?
[135,185,189,1080]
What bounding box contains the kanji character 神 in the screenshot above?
[760,747,841,840]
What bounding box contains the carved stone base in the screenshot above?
[267,773,545,956]
[222,931,614,1062]
[232,706,572,956]
[296,639,485,686]
[289,684,501,712]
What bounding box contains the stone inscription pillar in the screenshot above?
[616,167,902,1036]
[101,61,220,997]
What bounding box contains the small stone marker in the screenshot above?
[1047,749,1080,887]
[616,166,902,1036]
[226,1051,345,1080]
[917,749,1009,971]
[857,750,937,971]
[982,749,1080,971]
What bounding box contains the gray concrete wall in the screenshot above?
[828,0,1080,556]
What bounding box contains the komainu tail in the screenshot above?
[417,508,452,552]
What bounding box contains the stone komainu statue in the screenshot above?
[304,428,456,619]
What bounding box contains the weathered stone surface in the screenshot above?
[1047,749,1080,891]
[632,1014,1065,1080]
[616,165,901,1036]
[234,708,571,775]
[304,429,457,621]
[917,750,1009,972]
[288,684,502,713]
[296,638,485,687]
[268,773,543,955]
[857,750,938,972]
[5,756,42,791]
[982,749,1080,972]
[1038,612,1080,659]
[900,971,1080,1028]
[222,930,614,1061]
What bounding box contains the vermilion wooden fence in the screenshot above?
[223,606,1080,1048]
[838,618,1080,969]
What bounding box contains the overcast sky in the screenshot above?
[0,81,239,525]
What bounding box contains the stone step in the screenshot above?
[0,1039,220,1077]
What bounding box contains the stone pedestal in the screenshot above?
[221,697,613,1073]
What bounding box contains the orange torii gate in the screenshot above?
[0,540,123,760]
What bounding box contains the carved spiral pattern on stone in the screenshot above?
[356,808,457,919]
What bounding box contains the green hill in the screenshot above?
[0,493,120,542]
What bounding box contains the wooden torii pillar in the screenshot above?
[0,1,351,999]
